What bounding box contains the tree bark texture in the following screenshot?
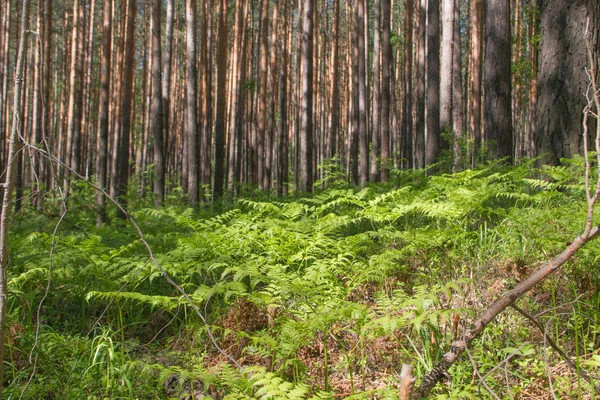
[536,0,598,164]
[300,0,314,192]
[484,0,513,161]
[0,1,30,395]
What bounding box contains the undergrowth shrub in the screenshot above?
[4,159,600,398]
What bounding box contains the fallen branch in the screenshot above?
[411,20,600,399]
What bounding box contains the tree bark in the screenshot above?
[535,0,596,164]
[440,0,454,133]
[151,0,164,206]
[425,0,440,167]
[213,0,228,199]
[380,0,392,181]
[469,0,483,167]
[415,0,426,169]
[257,0,269,190]
[0,1,30,395]
[186,0,199,206]
[116,0,137,218]
[484,0,513,161]
[357,0,368,186]
[370,0,381,182]
[451,0,464,171]
[96,0,112,225]
[401,0,413,170]
[299,0,314,192]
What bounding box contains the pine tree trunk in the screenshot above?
[470,0,483,167]
[425,0,440,166]
[370,0,381,182]
[96,0,112,226]
[257,0,269,190]
[0,1,30,394]
[116,0,137,219]
[451,0,464,171]
[415,0,426,169]
[380,0,392,181]
[299,0,314,192]
[401,0,413,170]
[151,0,164,206]
[186,0,198,206]
[535,0,597,164]
[213,0,228,199]
[484,0,512,161]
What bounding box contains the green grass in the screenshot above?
[4,159,600,399]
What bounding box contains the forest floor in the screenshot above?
[4,159,600,399]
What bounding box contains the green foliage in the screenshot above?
[5,160,600,398]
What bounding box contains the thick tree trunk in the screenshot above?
[0,1,30,395]
[151,0,164,206]
[470,0,483,167]
[380,0,392,181]
[357,0,368,186]
[186,0,198,206]
[415,0,426,169]
[278,0,290,196]
[327,0,340,161]
[440,0,454,132]
[116,0,137,218]
[299,0,314,192]
[484,0,513,161]
[257,0,269,190]
[65,0,81,182]
[425,0,440,166]
[401,0,413,170]
[451,0,464,170]
[370,0,381,182]
[535,0,597,164]
[96,0,112,226]
[162,0,174,172]
[213,0,228,199]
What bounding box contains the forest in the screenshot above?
[0,0,599,398]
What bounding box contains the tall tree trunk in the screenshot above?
[257,0,269,190]
[327,0,340,161]
[151,0,164,206]
[65,0,81,183]
[415,0,426,169]
[401,0,413,170]
[81,0,96,179]
[0,0,10,171]
[451,0,464,170]
[96,0,112,226]
[116,0,137,218]
[278,0,290,196]
[484,0,513,161]
[470,0,483,167]
[357,0,368,186]
[266,0,279,191]
[227,0,247,194]
[31,0,43,208]
[380,0,392,181]
[425,0,440,166]
[527,0,538,158]
[535,0,596,164]
[440,0,454,132]
[299,0,314,192]
[213,0,228,199]
[201,0,213,189]
[162,0,174,176]
[186,0,199,206]
[370,0,381,182]
[0,1,30,395]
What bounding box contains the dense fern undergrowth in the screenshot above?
[5,158,600,399]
